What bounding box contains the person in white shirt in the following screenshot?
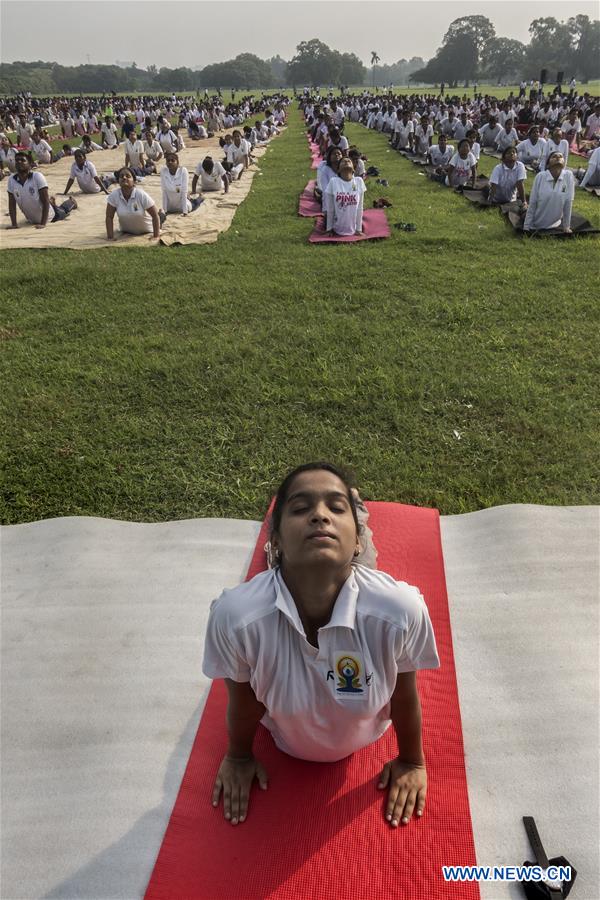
[324,156,366,236]
[160,151,202,215]
[331,101,345,129]
[413,116,434,156]
[583,103,600,140]
[453,112,473,142]
[348,148,366,178]
[446,139,477,188]
[427,134,454,179]
[30,131,53,164]
[226,130,251,179]
[465,129,481,164]
[327,126,349,156]
[123,131,149,175]
[578,146,600,188]
[16,115,34,149]
[156,123,177,155]
[61,114,75,139]
[79,135,104,153]
[478,117,502,148]
[191,156,229,194]
[105,167,163,240]
[540,126,570,170]
[392,112,414,151]
[488,147,527,205]
[62,149,109,195]
[7,151,77,228]
[142,129,163,173]
[315,145,343,200]
[495,119,518,152]
[516,126,547,170]
[101,116,119,149]
[0,137,17,179]
[523,152,575,233]
[438,111,458,138]
[203,462,439,828]
[560,111,582,148]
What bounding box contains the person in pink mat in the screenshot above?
[323,156,366,236]
[203,462,440,829]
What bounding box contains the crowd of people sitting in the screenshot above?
[1,92,288,236]
[300,85,599,235]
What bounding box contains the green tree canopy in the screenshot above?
[484,38,527,82]
[286,39,339,85]
[198,53,272,88]
[410,15,494,83]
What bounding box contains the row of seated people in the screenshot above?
[5,136,258,238]
[0,116,279,178]
[309,114,598,235]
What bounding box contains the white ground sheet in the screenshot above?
[1,506,598,900]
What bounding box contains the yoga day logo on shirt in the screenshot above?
[334,654,364,693]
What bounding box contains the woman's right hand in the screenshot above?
[211,755,268,824]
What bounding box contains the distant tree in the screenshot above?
[411,15,494,84]
[199,54,272,88]
[286,39,339,85]
[338,52,366,86]
[484,38,527,82]
[267,55,287,83]
[567,15,600,81]
[411,32,478,84]
[525,17,572,79]
[443,15,496,62]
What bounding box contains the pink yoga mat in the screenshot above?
[299,180,322,217]
[309,209,391,243]
[145,502,479,899]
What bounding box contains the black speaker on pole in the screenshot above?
[540,68,548,84]
[557,71,564,83]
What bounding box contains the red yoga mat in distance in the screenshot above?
[145,503,480,900]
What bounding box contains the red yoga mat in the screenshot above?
[299,180,322,217]
[309,209,391,243]
[145,503,479,900]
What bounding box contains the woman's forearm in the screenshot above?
[390,684,425,765]
[225,685,266,758]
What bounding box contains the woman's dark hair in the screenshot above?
[269,462,360,537]
[501,145,516,159]
[325,144,342,167]
[117,166,135,178]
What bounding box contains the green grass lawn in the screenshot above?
[1,111,598,524]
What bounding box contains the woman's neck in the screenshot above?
[280,563,352,627]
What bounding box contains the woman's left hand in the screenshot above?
[378,758,427,827]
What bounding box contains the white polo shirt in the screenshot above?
[202,565,440,763]
[7,171,55,223]
[106,186,155,234]
[195,158,226,191]
[101,122,118,147]
[489,161,527,202]
[70,159,101,193]
[125,138,144,168]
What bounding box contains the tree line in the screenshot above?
[411,15,599,85]
[1,16,598,96]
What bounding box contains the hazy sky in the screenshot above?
[1,0,597,69]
